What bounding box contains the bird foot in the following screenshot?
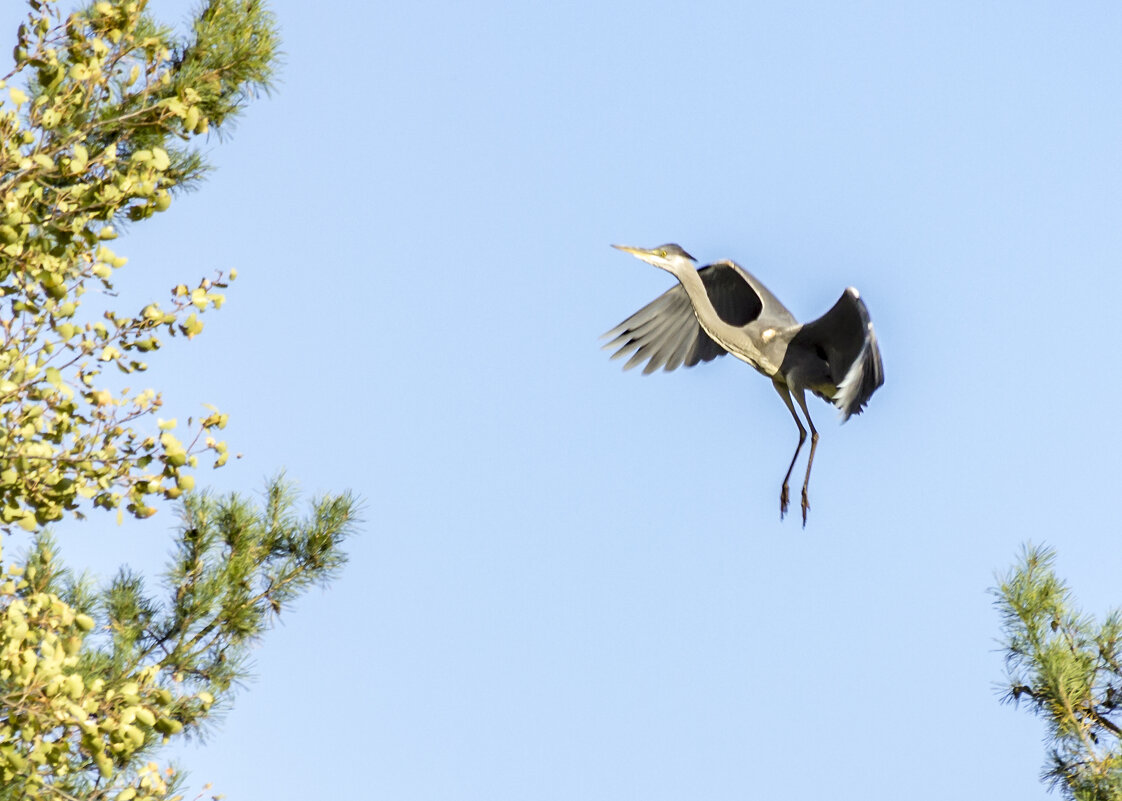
[800,489,810,527]
[779,484,790,519]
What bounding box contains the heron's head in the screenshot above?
[611,243,697,272]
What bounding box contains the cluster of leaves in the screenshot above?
[0,479,358,800]
[0,0,278,532]
[0,2,362,799]
[995,545,1122,801]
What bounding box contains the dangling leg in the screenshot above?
[793,389,819,527]
[772,380,806,520]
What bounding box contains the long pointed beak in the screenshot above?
[611,244,648,256]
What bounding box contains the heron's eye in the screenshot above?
[658,250,667,257]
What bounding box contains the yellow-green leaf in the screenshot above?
[150,147,170,171]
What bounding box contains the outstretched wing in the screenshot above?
[789,287,884,420]
[602,277,725,374]
[605,262,798,374]
[602,263,767,374]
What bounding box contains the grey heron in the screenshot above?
[604,244,883,525]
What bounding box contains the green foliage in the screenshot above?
[0,3,361,799]
[0,0,278,531]
[0,479,359,800]
[995,545,1122,801]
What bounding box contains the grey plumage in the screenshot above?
[604,243,884,524]
[602,273,726,374]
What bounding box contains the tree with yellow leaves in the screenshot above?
[0,2,358,798]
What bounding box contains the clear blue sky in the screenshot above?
[7,1,1122,798]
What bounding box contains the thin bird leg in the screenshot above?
[793,389,819,528]
[772,380,806,520]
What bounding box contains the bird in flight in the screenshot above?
[604,244,883,525]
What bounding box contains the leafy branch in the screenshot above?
[995,545,1122,800]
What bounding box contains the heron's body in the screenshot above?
[604,244,883,524]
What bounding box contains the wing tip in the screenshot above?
[833,336,885,422]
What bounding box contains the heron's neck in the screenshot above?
[663,261,774,374]
[663,262,727,335]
